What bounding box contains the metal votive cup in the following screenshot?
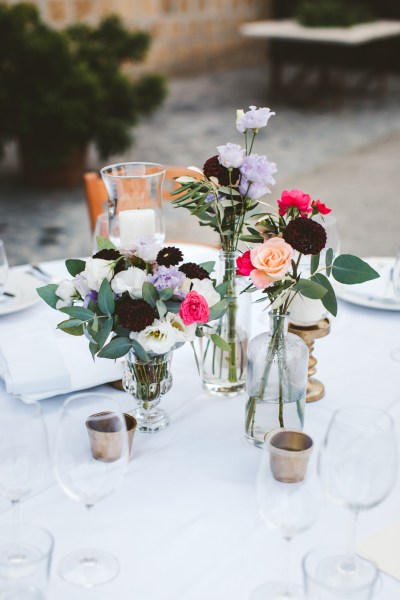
[268,429,313,483]
[86,411,137,462]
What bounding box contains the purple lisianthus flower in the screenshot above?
[216,142,246,169]
[239,154,277,199]
[206,193,214,204]
[236,106,275,133]
[146,265,185,293]
[84,289,98,308]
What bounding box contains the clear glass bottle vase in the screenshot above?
[245,312,308,448]
[122,349,173,433]
[200,250,251,396]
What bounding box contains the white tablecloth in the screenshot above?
[0,245,400,599]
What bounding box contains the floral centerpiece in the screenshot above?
[171,106,277,395]
[237,189,379,446]
[38,239,227,432]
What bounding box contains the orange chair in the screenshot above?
[83,166,201,233]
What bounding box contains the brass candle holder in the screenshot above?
[288,318,330,403]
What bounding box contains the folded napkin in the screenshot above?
[0,321,123,402]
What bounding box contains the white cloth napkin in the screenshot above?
[0,321,123,402]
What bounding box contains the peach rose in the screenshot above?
[250,237,293,289]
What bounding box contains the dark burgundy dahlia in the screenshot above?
[203,155,239,187]
[179,262,210,280]
[156,246,183,267]
[283,217,327,255]
[115,297,157,332]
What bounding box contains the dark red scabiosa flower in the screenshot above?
[203,155,240,187]
[92,248,125,274]
[283,217,327,255]
[115,297,157,332]
[179,262,210,280]
[156,246,183,267]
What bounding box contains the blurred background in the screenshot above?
[0,0,399,266]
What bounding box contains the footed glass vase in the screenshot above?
[201,250,251,397]
[122,349,173,433]
[245,313,308,448]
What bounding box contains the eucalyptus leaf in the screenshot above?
[98,336,132,359]
[59,306,95,321]
[311,273,337,316]
[65,259,86,277]
[292,278,327,299]
[96,236,116,251]
[310,253,320,275]
[199,261,215,274]
[209,299,227,320]
[98,279,115,316]
[36,284,59,309]
[332,254,380,284]
[130,339,150,362]
[210,333,230,352]
[156,299,167,319]
[142,282,159,308]
[215,281,228,296]
[89,341,99,359]
[164,300,181,314]
[57,319,84,336]
[97,316,114,349]
[325,248,334,277]
[159,287,173,301]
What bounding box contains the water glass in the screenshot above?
[303,546,378,599]
[0,524,53,600]
[0,239,9,301]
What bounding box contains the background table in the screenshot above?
[0,246,399,599]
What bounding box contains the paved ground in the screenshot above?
[1,65,400,266]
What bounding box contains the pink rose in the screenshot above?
[236,250,254,276]
[250,237,294,289]
[312,199,331,215]
[277,189,312,217]
[179,291,210,325]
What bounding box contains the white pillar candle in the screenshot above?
[119,209,156,247]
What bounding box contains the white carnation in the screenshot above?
[111,267,146,298]
[191,278,220,307]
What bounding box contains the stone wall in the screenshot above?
[2,0,270,74]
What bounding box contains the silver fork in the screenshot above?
[26,263,52,282]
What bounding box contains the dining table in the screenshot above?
[0,243,399,600]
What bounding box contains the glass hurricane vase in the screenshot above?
[122,348,176,433]
[245,313,308,448]
[200,250,251,397]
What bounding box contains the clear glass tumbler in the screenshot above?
[0,239,9,302]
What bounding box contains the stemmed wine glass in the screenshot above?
[54,392,129,588]
[250,434,321,600]
[0,394,49,558]
[390,250,400,362]
[318,406,397,592]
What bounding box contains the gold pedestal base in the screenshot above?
[288,318,331,403]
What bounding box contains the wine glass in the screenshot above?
[318,406,397,591]
[250,432,321,600]
[0,394,49,560]
[0,239,9,302]
[54,392,129,587]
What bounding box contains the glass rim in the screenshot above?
[329,405,394,429]
[62,392,122,413]
[302,545,379,591]
[100,161,166,179]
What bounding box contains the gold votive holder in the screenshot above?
[86,411,137,462]
[268,429,313,483]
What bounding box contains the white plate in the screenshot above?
[335,256,400,311]
[0,270,43,316]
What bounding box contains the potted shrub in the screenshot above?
[0,3,167,186]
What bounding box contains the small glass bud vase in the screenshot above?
[101,162,166,249]
[122,348,173,433]
[245,312,308,448]
[200,250,251,396]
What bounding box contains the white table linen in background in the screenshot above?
[0,246,399,599]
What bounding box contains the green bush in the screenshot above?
[0,3,167,170]
[296,0,375,28]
